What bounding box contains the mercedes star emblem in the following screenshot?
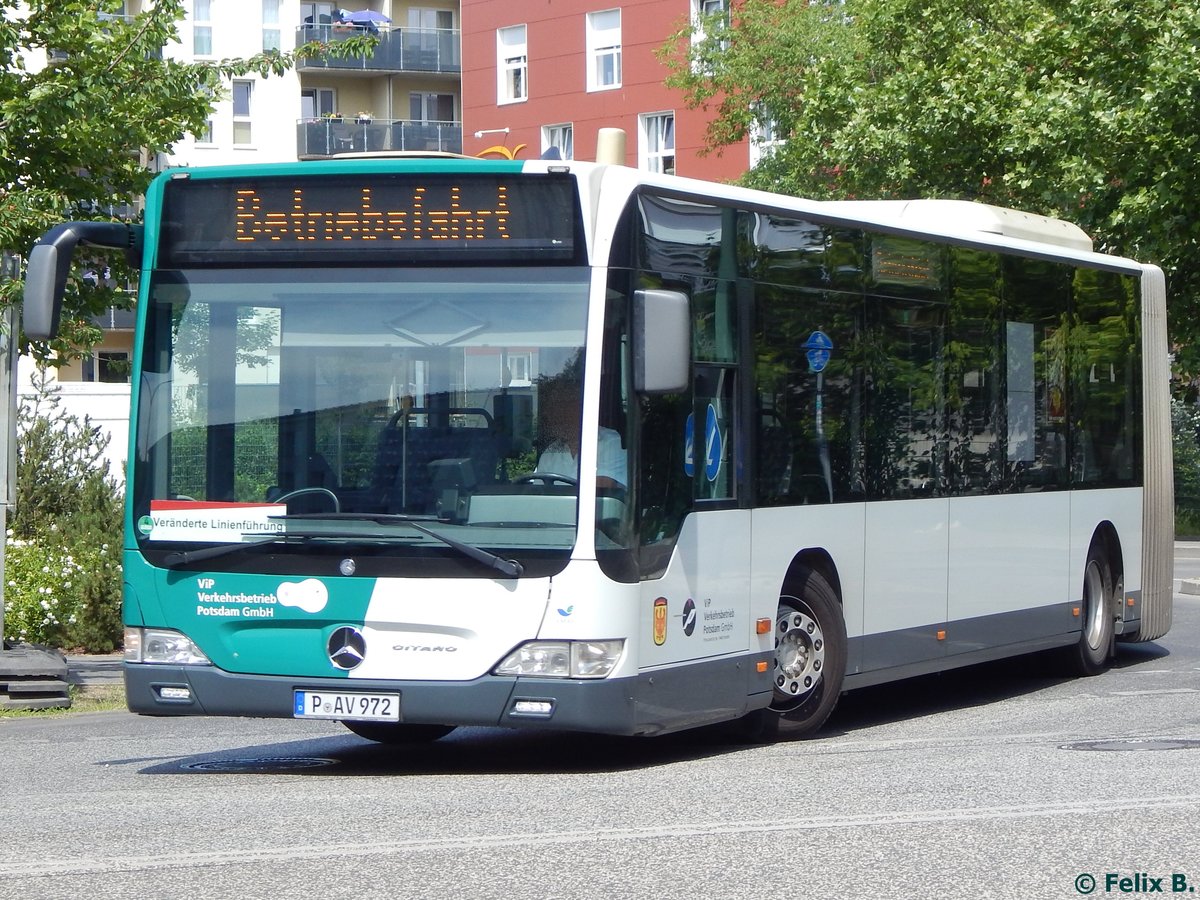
[327,626,367,670]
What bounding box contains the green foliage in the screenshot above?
[1173,397,1200,536]
[661,0,1200,373]
[0,0,376,364]
[6,370,124,650]
[3,538,117,649]
[658,0,860,151]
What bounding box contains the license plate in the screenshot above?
[293,690,400,722]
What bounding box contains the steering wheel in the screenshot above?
[270,487,341,513]
[513,473,579,487]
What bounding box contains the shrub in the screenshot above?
[3,536,86,646]
[5,370,124,651]
[1173,397,1200,537]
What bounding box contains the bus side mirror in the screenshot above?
[633,289,690,394]
[23,221,142,341]
[23,244,67,340]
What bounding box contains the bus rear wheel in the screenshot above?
[749,567,847,741]
[1068,544,1116,676]
[343,722,456,744]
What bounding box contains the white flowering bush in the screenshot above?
[3,535,85,646]
[4,534,120,649]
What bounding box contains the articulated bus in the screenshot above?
[24,146,1172,742]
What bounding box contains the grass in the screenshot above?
[0,684,125,718]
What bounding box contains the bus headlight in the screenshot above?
[494,639,624,679]
[124,627,211,666]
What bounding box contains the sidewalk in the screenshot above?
[65,653,124,689]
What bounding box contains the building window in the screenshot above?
[409,8,453,61]
[640,112,675,175]
[541,123,574,160]
[749,110,785,167]
[196,118,215,144]
[410,92,455,122]
[507,351,534,386]
[586,9,621,91]
[232,79,253,145]
[301,2,336,26]
[497,25,527,104]
[410,8,454,29]
[83,352,131,384]
[301,88,336,119]
[262,0,281,51]
[193,0,212,56]
[690,0,728,72]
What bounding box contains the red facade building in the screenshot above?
[461,0,752,181]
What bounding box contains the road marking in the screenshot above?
[5,795,1200,877]
[1110,688,1199,696]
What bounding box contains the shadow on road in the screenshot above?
[129,640,1170,778]
[824,639,1170,737]
[133,724,752,777]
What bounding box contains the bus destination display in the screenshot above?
[158,172,581,265]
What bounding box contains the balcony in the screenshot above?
[91,306,137,331]
[295,25,460,75]
[297,118,463,158]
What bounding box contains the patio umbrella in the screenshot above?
[340,9,391,26]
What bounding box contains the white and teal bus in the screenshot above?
[24,149,1173,742]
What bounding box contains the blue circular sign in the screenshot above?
[803,331,834,373]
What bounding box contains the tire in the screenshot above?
[343,721,456,744]
[744,567,847,741]
[1068,542,1116,676]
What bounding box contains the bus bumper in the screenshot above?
[125,662,648,735]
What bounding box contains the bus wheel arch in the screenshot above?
[753,552,848,740]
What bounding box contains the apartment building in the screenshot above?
[461,0,763,178]
[168,0,463,165]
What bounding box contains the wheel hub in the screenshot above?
[774,608,825,699]
[1083,559,1106,651]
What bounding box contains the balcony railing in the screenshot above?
[297,118,463,158]
[296,25,460,74]
[91,306,137,331]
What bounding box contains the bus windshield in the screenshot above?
[131,265,591,576]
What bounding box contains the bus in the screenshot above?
[23,146,1173,742]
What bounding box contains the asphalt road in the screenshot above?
[2,549,1200,900]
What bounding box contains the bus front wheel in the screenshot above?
[1068,544,1116,676]
[750,568,847,741]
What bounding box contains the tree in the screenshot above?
[0,0,373,363]
[662,0,1200,374]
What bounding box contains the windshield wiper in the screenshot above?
[158,529,417,568]
[161,534,298,568]
[271,513,525,578]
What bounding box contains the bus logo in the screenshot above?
[682,599,697,637]
[653,598,668,646]
[327,626,367,670]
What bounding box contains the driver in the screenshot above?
[535,379,627,490]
